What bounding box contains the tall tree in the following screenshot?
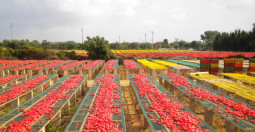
[83,36,110,60]
[201,31,220,50]
[163,39,168,48]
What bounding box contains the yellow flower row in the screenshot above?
[190,73,221,80]
[113,50,203,54]
[190,73,255,101]
[152,60,179,66]
[221,73,255,85]
[137,59,167,69]
[212,82,255,101]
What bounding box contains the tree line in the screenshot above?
[0,39,83,50]
[0,45,86,60]
[213,23,255,51]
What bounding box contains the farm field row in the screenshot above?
[0,59,254,132]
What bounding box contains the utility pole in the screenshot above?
[81,28,83,43]
[151,31,154,48]
[10,23,14,40]
[145,33,146,43]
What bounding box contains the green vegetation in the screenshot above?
[83,36,111,60]
[213,23,255,51]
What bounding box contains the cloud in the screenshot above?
[0,0,254,42]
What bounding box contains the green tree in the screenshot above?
[201,31,220,50]
[163,39,168,48]
[83,36,110,60]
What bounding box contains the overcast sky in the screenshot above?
[0,0,255,43]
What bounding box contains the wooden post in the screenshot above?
[52,111,61,127]
[11,98,20,109]
[38,69,43,75]
[28,69,32,78]
[0,70,4,77]
[63,100,70,115]
[79,69,82,75]
[14,70,19,75]
[159,77,163,84]
[88,69,92,80]
[151,69,156,78]
[21,69,26,75]
[41,126,46,132]
[225,120,237,132]
[44,69,49,75]
[26,91,33,100]
[204,108,214,126]
[63,70,68,76]
[53,70,58,75]
[105,69,108,74]
[37,85,43,93]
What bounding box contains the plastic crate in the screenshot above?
[200,63,210,68]
[200,59,210,63]
[235,67,243,71]
[210,59,219,63]
[224,63,234,67]
[235,58,243,63]
[234,63,243,67]
[224,67,234,72]
[224,58,234,63]
[200,67,210,72]
[211,63,219,68]
[210,68,219,72]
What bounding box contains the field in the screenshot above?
[0,50,255,132]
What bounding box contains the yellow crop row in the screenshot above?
[212,82,255,101]
[190,73,255,101]
[64,50,88,53]
[221,73,255,85]
[190,73,222,80]
[113,50,203,54]
[137,59,167,69]
[152,60,179,66]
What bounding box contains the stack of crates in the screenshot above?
[210,59,219,75]
[224,58,235,73]
[249,58,255,72]
[234,58,243,73]
[200,59,210,72]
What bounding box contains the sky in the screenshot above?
[0,0,255,43]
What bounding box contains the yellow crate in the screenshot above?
[210,63,219,68]
[249,63,255,67]
[224,58,234,63]
[235,58,243,63]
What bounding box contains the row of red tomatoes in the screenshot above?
[82,60,103,70]
[33,60,72,70]
[104,59,117,70]
[166,73,255,123]
[84,74,123,132]
[0,75,21,84]
[1,75,84,132]
[12,60,50,70]
[58,60,88,70]
[123,59,141,69]
[0,60,36,70]
[131,73,212,132]
[0,75,48,104]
